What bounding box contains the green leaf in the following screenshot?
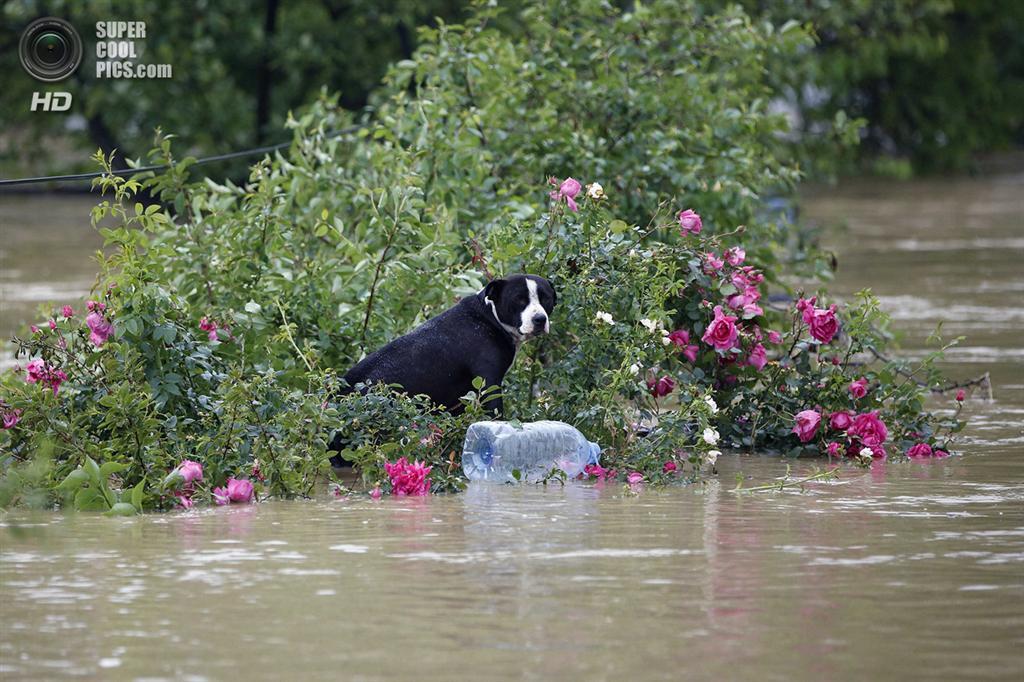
[99,461,127,478]
[153,324,176,343]
[105,502,138,517]
[57,469,89,491]
[123,316,142,336]
[161,470,184,489]
[131,480,146,511]
[84,457,101,484]
[75,487,109,512]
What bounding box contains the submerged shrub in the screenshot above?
[0,0,965,510]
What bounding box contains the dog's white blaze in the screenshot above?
[520,278,549,334]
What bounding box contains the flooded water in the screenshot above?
[2,173,1023,680]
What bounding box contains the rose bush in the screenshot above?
[0,0,965,511]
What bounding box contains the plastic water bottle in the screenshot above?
[462,420,601,482]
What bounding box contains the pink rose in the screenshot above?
[747,343,767,371]
[48,319,57,331]
[828,411,852,431]
[677,209,703,235]
[703,252,725,274]
[384,457,432,496]
[825,442,842,457]
[86,311,115,347]
[369,486,382,499]
[62,305,74,318]
[176,495,194,510]
[24,359,67,396]
[584,463,611,480]
[732,267,764,290]
[701,305,739,352]
[662,461,678,474]
[175,460,204,484]
[2,408,22,429]
[226,478,255,503]
[213,487,230,505]
[199,317,219,341]
[906,443,933,458]
[549,177,582,212]
[627,472,644,485]
[667,329,699,362]
[724,246,745,266]
[727,290,763,318]
[647,375,676,398]
[848,378,869,399]
[792,409,822,443]
[25,359,46,384]
[795,296,817,324]
[849,411,888,446]
[933,449,950,458]
[808,305,839,344]
[766,329,783,344]
[955,389,965,402]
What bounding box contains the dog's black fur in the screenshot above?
[328,274,556,458]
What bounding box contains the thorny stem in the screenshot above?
[275,298,314,372]
[361,190,407,346]
[867,346,993,399]
[731,465,838,494]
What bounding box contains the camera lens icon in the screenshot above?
[19,17,83,82]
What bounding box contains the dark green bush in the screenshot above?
[1,0,964,510]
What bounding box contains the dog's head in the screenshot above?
[482,274,557,341]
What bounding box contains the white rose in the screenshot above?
[629,363,641,376]
[704,396,719,414]
[595,311,615,326]
[705,450,721,466]
[586,182,605,199]
[702,427,720,446]
[640,318,660,333]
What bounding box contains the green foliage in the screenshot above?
[56,456,145,515]
[0,0,470,175]
[734,0,1024,173]
[1,0,964,511]
[2,0,1019,179]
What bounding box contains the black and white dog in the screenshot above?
[328,274,556,457]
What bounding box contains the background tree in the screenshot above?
[1,0,1021,180]
[0,0,470,176]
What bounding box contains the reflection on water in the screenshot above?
[2,171,1024,680]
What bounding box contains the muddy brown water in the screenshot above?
[1,174,1023,680]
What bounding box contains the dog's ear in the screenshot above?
[483,278,506,302]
